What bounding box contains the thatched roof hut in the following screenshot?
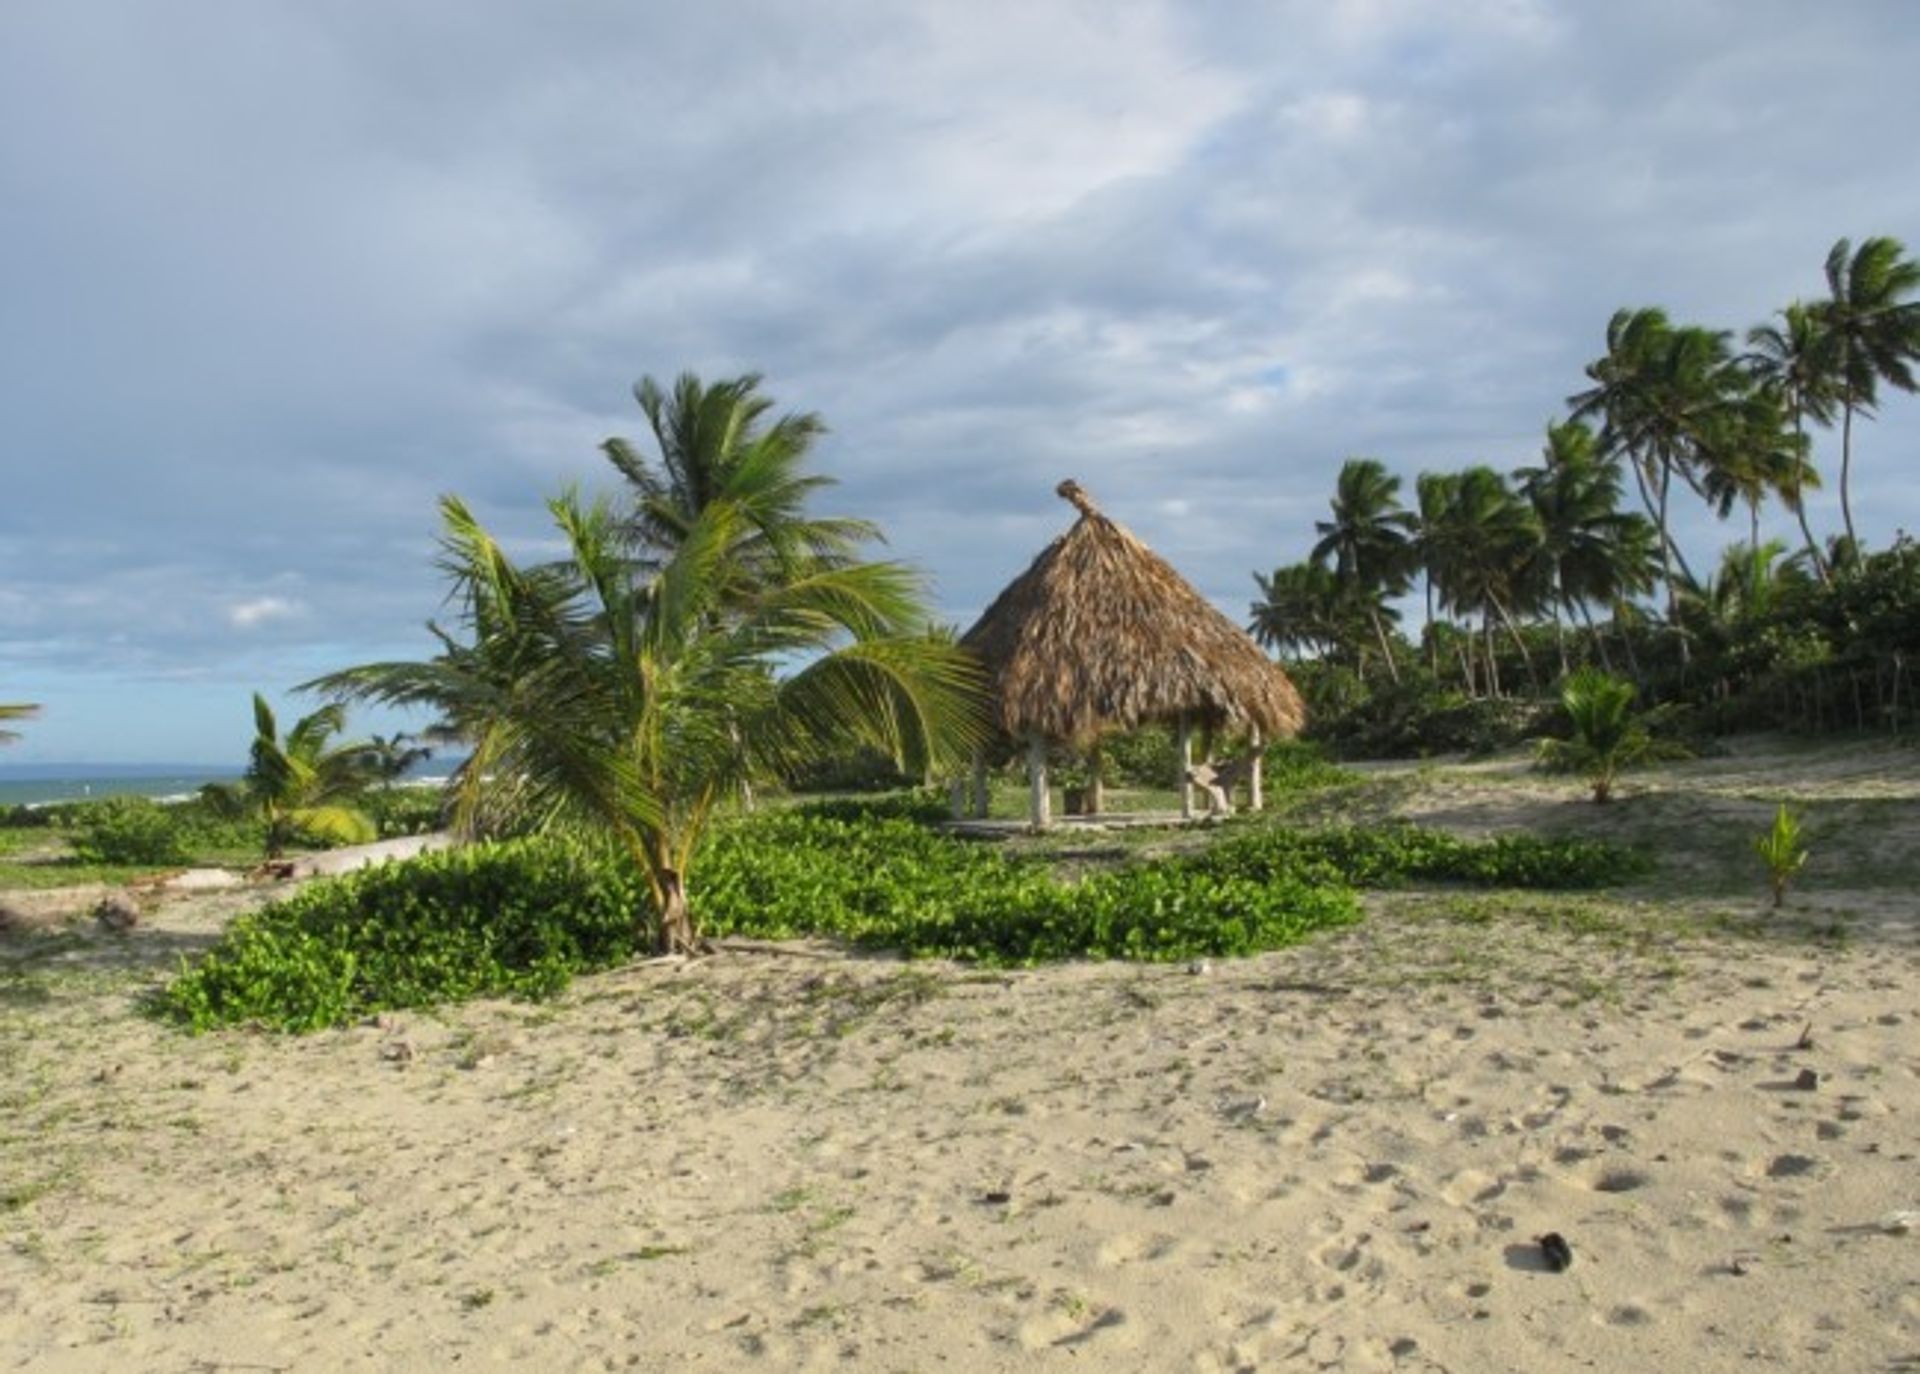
[957,480,1304,826]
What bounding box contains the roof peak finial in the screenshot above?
[1056,478,1099,518]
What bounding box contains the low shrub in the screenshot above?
[694,810,1361,965]
[1195,823,1650,890]
[68,796,194,866]
[155,838,646,1032]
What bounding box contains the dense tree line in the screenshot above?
[1251,236,1920,753]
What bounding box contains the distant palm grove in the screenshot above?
[1251,235,1920,754]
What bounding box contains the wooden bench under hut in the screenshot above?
[956,480,1305,829]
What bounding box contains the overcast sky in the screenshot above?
[3,1,1917,763]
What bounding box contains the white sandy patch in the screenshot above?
[1,742,1915,1372]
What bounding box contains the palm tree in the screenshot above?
[1696,387,1807,556]
[1745,301,1840,581]
[1515,421,1657,673]
[1536,667,1668,803]
[0,703,39,746]
[205,695,380,858]
[1309,458,1414,683]
[601,371,878,578]
[1249,561,1353,661]
[1816,236,1920,550]
[1411,471,1460,673]
[1570,309,1749,626]
[1427,466,1540,695]
[313,491,984,954]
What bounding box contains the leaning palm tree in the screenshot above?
[1516,421,1655,674]
[204,695,380,858]
[1570,309,1749,626]
[1309,458,1414,683]
[0,703,39,746]
[1816,236,1920,551]
[1428,466,1541,695]
[313,491,985,954]
[1745,301,1840,581]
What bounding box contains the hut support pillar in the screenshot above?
[970,749,989,819]
[1178,714,1194,820]
[1027,735,1051,830]
[1248,725,1264,813]
[1086,742,1104,816]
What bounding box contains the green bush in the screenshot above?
[1195,823,1649,890]
[69,796,194,866]
[694,810,1360,966]
[155,838,647,1032]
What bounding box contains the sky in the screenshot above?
[3,1,1917,764]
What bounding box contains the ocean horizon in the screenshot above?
[0,766,242,808]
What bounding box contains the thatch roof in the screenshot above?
[960,480,1305,745]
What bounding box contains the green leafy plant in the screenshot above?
[0,703,38,747]
[154,838,646,1032]
[201,695,380,858]
[68,796,193,866]
[1536,668,1680,802]
[1755,803,1809,908]
[312,373,986,954]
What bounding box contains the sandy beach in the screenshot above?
[3,739,1916,1372]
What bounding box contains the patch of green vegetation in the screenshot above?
[153,837,647,1033]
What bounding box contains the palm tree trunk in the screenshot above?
[1482,614,1502,697]
[1550,571,1569,676]
[1488,593,1540,692]
[1366,606,1402,685]
[1424,578,1438,673]
[1656,462,1692,666]
[1839,400,1858,552]
[1574,598,1613,672]
[1793,498,1830,586]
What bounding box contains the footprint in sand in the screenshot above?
[1095,1232,1179,1267]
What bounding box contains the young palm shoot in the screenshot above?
[1536,668,1673,803]
[1755,804,1809,908]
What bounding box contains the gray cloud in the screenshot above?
[3,0,1917,759]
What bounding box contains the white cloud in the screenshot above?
[227,597,303,630]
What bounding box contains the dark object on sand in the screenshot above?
[93,893,140,933]
[1793,1068,1819,1091]
[1538,1232,1574,1272]
[1794,1022,1814,1051]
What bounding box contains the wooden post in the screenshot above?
[1248,725,1264,813]
[1177,713,1193,820]
[1027,735,1051,830]
[970,748,989,819]
[1086,742,1104,816]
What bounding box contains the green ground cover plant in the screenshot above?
[157,797,1650,1032]
[155,839,646,1032]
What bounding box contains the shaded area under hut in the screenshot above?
[956,480,1305,828]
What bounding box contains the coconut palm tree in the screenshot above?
[601,371,878,580]
[1745,301,1840,581]
[1570,309,1748,625]
[1427,466,1541,695]
[1515,422,1658,673]
[312,491,984,954]
[1816,236,1920,550]
[204,695,380,858]
[1249,561,1352,661]
[1410,471,1459,673]
[0,703,39,746]
[1309,458,1414,683]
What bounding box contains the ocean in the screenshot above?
[0,767,242,808]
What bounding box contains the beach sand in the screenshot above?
[3,739,1916,1371]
